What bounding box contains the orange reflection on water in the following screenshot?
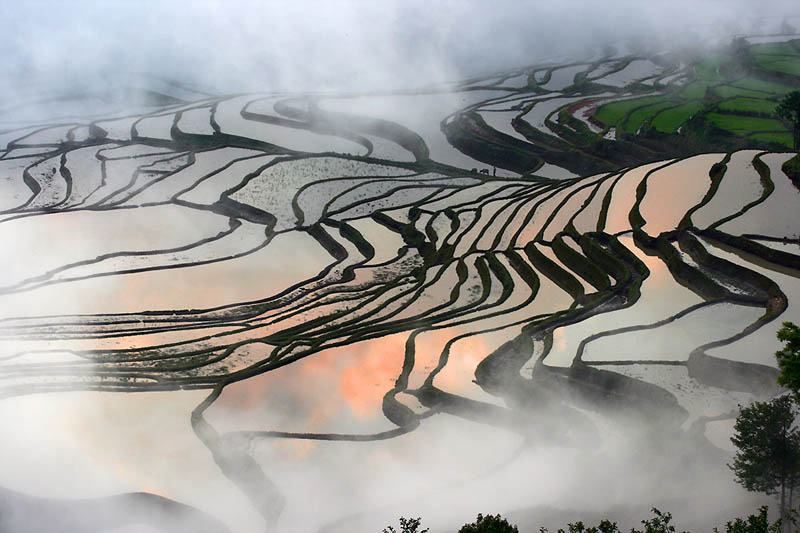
[301,332,407,420]
[639,154,719,236]
[209,331,408,446]
[430,331,490,391]
[604,162,665,235]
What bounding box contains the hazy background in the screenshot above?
[0,1,799,532]
[1,0,799,99]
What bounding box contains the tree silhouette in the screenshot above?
[459,513,519,533]
[777,322,800,398]
[383,516,429,533]
[730,396,800,531]
[776,91,800,151]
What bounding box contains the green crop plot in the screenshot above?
[713,85,773,99]
[718,97,777,115]
[754,55,800,77]
[695,56,727,82]
[733,78,797,94]
[747,132,793,147]
[593,95,667,126]
[651,101,704,133]
[707,113,788,135]
[623,102,674,134]
[680,81,710,100]
[750,42,800,56]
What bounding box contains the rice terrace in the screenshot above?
[1,3,800,532]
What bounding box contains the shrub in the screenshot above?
[540,508,684,533]
[382,516,429,533]
[459,513,520,533]
[716,506,777,533]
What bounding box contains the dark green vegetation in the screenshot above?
[542,509,682,533]
[730,396,800,525]
[383,513,522,533]
[720,506,783,533]
[383,517,429,533]
[387,507,799,533]
[777,322,800,397]
[460,514,520,533]
[726,323,800,529]
[589,40,800,151]
[783,154,800,182]
[776,90,800,149]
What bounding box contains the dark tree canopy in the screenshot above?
[383,517,429,533]
[730,396,799,494]
[730,395,800,528]
[538,509,684,533]
[459,513,519,533]
[776,322,800,398]
[776,91,800,150]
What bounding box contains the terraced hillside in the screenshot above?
[0,34,799,533]
[444,35,800,176]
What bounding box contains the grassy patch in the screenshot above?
[680,81,710,100]
[695,56,727,82]
[733,78,797,94]
[750,43,800,56]
[754,55,800,77]
[718,97,778,115]
[748,132,794,148]
[593,95,666,126]
[706,113,787,135]
[623,102,674,134]
[713,85,773,99]
[651,101,704,133]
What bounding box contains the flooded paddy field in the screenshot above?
[1,22,799,533]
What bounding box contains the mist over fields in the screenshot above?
[1,0,797,96]
[1,2,800,533]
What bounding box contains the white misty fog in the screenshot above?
[0,1,798,532]
[0,0,796,96]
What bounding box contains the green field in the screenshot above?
[706,113,788,135]
[695,56,727,82]
[584,39,799,156]
[733,77,797,94]
[750,42,800,56]
[754,55,800,77]
[593,95,667,126]
[651,101,704,133]
[747,132,794,148]
[713,85,772,99]
[680,81,710,100]
[623,102,674,134]
[718,97,777,115]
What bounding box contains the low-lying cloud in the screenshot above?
[1,0,798,99]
